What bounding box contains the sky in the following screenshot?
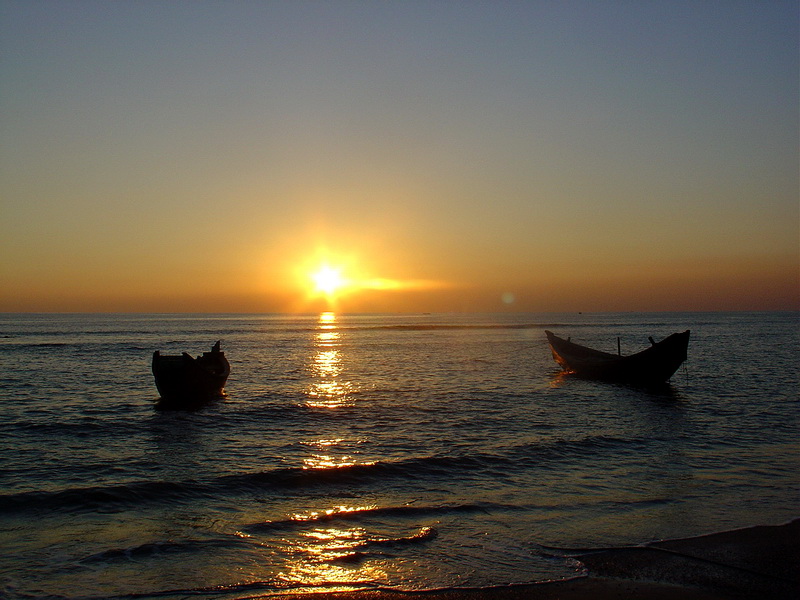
[1,0,798,313]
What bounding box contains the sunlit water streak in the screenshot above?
[0,312,797,599]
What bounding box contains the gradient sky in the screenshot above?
[2,0,798,313]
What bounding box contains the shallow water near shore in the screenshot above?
[0,312,797,599]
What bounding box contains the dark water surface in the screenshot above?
[1,312,797,599]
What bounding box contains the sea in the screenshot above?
[1,312,798,599]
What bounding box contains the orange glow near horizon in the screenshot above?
[301,252,456,311]
[3,235,795,313]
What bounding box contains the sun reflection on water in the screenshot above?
[285,315,387,587]
[299,437,374,471]
[290,504,378,522]
[305,312,356,409]
[315,350,341,376]
[318,311,336,324]
[277,524,388,590]
[549,371,571,388]
[303,453,362,469]
[265,504,386,590]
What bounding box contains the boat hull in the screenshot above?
[545,330,690,385]
[152,342,230,408]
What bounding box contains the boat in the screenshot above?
[545,330,690,385]
[152,341,230,407]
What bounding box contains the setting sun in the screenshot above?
[311,266,345,297]
[297,251,455,311]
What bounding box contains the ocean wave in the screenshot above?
[0,480,201,514]
[0,435,649,515]
[78,537,247,565]
[18,580,381,600]
[242,502,516,533]
[320,526,439,564]
[508,435,650,461]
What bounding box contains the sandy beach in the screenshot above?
[264,519,799,600]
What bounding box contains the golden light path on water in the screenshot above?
[305,312,356,410]
[277,505,388,590]
[273,312,386,589]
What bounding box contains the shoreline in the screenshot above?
[257,519,799,600]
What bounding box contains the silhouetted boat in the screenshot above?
[152,341,230,408]
[545,330,690,385]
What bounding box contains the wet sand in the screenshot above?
[263,519,799,600]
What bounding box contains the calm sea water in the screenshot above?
[1,312,798,599]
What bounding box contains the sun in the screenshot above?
[311,265,345,296]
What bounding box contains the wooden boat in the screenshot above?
[152,341,230,407]
[545,330,690,385]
